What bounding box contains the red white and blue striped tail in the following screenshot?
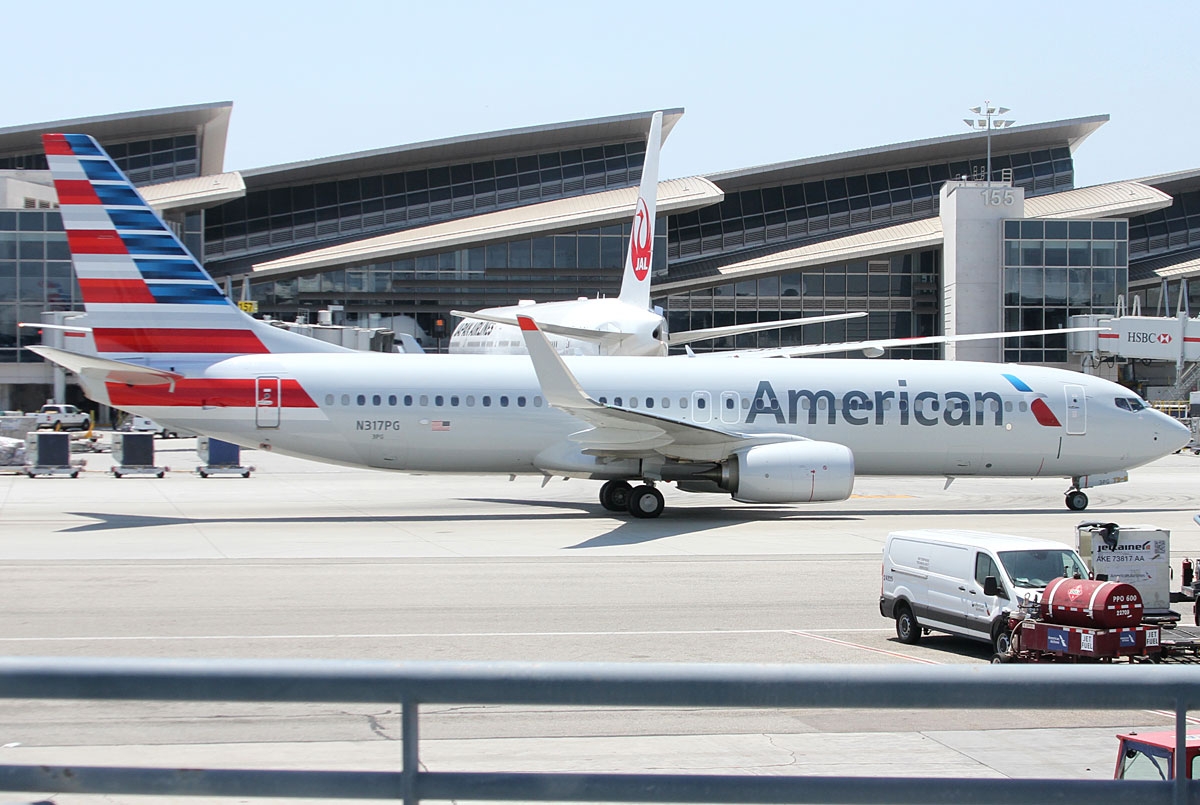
[43,133,347,371]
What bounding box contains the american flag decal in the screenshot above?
[431,420,451,431]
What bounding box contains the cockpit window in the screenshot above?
[1115,398,1145,412]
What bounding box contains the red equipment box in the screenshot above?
[1015,619,1160,659]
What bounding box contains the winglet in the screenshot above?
[617,112,662,309]
[516,315,598,411]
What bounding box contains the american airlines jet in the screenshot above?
[31,133,1190,518]
[448,111,863,357]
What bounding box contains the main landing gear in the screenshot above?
[599,480,665,519]
[1065,488,1089,511]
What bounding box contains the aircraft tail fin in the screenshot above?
[616,111,662,309]
[42,133,348,372]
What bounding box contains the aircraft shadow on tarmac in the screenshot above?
[63,500,1193,551]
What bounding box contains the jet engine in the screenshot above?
[687,441,855,504]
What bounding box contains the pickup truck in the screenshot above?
[35,404,90,431]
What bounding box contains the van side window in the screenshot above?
[975,553,1006,598]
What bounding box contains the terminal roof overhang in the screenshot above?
[240,109,684,189]
[0,102,233,175]
[705,115,1109,192]
[1129,247,1200,286]
[653,180,1172,296]
[251,176,723,280]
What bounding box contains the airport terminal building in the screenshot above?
[2,102,1198,410]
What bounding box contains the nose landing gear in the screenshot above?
[1065,488,1089,511]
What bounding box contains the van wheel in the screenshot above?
[992,624,1013,655]
[895,604,922,644]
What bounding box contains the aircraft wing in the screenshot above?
[451,309,632,346]
[516,315,796,462]
[666,311,866,346]
[696,326,1104,359]
[27,346,184,388]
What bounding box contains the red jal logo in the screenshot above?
[628,197,652,281]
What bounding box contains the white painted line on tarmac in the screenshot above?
[790,630,943,665]
[0,627,893,643]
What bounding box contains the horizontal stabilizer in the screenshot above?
[28,346,183,387]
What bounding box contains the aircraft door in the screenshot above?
[720,391,741,425]
[692,391,711,424]
[255,376,281,428]
[1065,384,1086,435]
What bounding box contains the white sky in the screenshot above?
[5,0,1196,187]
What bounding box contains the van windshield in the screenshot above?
[997,549,1089,589]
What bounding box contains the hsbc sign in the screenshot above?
[1094,316,1200,361]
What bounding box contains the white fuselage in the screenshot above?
[449,299,665,356]
[92,352,1189,481]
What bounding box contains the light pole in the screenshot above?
[963,103,1014,187]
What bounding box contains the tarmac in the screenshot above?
[0,433,1197,803]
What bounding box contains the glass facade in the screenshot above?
[0,209,78,363]
[661,248,941,358]
[0,134,199,185]
[1001,218,1128,363]
[248,223,667,345]
[206,141,647,261]
[1129,189,1200,259]
[667,147,1073,262]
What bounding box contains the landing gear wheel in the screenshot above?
[627,485,665,519]
[113,471,122,478]
[599,480,633,512]
[199,470,209,479]
[1065,490,1089,511]
[895,604,922,644]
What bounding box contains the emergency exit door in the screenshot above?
[255,376,281,428]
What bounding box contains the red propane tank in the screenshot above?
[1040,578,1143,628]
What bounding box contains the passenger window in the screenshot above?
[341,394,350,406]
[679,397,688,409]
[517,396,526,407]
[435,395,444,406]
[325,394,334,405]
[614,396,623,406]
[725,397,735,410]
[356,394,366,406]
[388,395,397,406]
[419,395,429,406]
[598,396,607,404]
[696,397,705,409]
[404,395,413,406]
[661,397,670,409]
[466,395,475,407]
[482,395,491,407]
[533,396,542,407]
[372,394,382,406]
[645,397,654,409]
[629,397,638,409]
[450,395,460,407]
[500,395,509,407]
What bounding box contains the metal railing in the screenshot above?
[0,657,1197,804]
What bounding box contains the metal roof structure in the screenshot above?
[0,102,233,175]
[252,176,723,279]
[240,109,685,188]
[139,172,247,213]
[1134,167,1200,196]
[655,179,1168,295]
[705,115,1109,192]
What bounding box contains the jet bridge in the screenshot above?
[1069,282,1200,401]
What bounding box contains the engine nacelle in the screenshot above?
[723,441,855,503]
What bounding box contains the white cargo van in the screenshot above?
[880,529,1090,653]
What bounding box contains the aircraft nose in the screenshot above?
[1152,409,1193,454]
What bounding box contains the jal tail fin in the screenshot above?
[616,111,662,310]
[42,133,348,372]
